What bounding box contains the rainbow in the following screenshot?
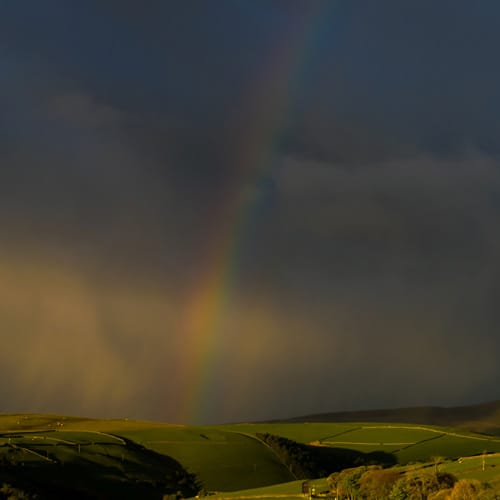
[177,3,333,424]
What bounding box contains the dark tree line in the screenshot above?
[256,433,396,480]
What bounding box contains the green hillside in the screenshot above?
[0,426,198,499]
[0,415,295,493]
[219,422,500,464]
[2,408,500,497]
[118,426,295,491]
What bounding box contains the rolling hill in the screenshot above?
[277,400,500,435]
[1,401,500,496]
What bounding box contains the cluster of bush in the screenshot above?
[327,466,500,499]
[0,483,33,499]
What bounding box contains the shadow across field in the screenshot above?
[0,432,199,499]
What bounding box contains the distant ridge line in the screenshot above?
[268,400,500,435]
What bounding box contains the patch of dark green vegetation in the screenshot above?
[256,433,396,479]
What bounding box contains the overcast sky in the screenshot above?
[2,0,500,424]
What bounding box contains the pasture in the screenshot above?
[0,426,198,499]
[119,426,295,491]
[2,414,500,494]
[436,453,500,483]
[210,478,330,499]
[218,422,500,464]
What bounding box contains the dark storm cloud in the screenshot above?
[1,1,500,422]
[285,0,500,162]
[217,152,500,420]
[3,1,500,168]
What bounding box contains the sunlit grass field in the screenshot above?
[218,423,359,444]
[219,422,500,463]
[208,478,330,499]
[119,426,295,491]
[2,414,500,494]
[0,423,198,498]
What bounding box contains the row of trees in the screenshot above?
[256,433,324,478]
[327,466,500,499]
[256,433,395,480]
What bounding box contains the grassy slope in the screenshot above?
[0,415,294,492]
[2,404,500,495]
[0,429,197,499]
[118,427,295,491]
[188,454,500,500]
[212,478,330,498]
[218,422,500,464]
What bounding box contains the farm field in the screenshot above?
[438,454,500,482]
[0,426,198,499]
[197,459,500,500]
[116,421,500,491]
[0,416,294,491]
[0,413,178,433]
[119,426,295,491]
[218,423,360,444]
[206,478,330,499]
[218,422,500,464]
[2,413,500,496]
[186,456,500,500]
